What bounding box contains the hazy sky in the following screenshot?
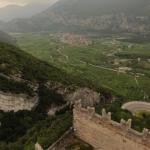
[0,0,58,8]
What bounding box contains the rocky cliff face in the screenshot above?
[67,88,100,107]
[0,91,38,112]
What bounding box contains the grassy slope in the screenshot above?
[0,41,86,95]
[13,32,150,100]
[0,42,69,82]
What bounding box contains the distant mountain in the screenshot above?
[0,0,150,33]
[51,0,150,16]
[0,0,58,21]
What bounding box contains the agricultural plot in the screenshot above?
[12,32,150,100]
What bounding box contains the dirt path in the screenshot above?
[134,76,139,87]
[78,60,119,72]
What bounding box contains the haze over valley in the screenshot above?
[0,0,150,150]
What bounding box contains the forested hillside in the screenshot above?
[0,42,67,94]
[0,42,73,150]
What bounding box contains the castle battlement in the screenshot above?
[73,100,150,150]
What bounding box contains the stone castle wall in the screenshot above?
[73,100,150,150]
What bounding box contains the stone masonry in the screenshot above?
[73,100,150,150]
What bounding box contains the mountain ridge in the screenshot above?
[0,0,150,33]
[0,0,58,21]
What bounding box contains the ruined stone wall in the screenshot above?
[0,91,38,112]
[73,101,150,150]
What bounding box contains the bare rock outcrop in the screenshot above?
[67,88,100,107]
[0,91,38,112]
[35,143,43,150]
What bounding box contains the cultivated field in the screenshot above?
[12,32,150,100]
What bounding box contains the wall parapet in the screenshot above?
[73,100,150,148]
